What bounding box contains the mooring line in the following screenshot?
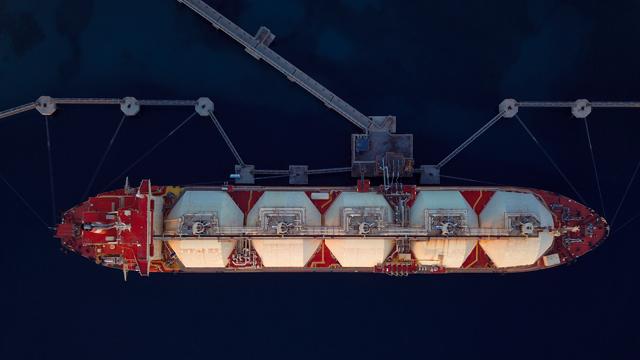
[515,114,587,205]
[611,157,640,228]
[82,114,127,200]
[440,174,504,186]
[208,111,245,167]
[0,173,50,229]
[102,112,197,191]
[184,174,290,186]
[254,174,291,181]
[45,116,56,224]
[583,118,607,218]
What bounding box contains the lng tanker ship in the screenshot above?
[54,180,608,276]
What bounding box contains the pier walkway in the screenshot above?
[177,0,378,132]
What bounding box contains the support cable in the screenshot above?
[515,114,587,205]
[255,167,351,175]
[437,111,505,169]
[307,167,351,175]
[187,166,350,186]
[82,115,127,200]
[45,116,56,224]
[0,174,51,229]
[440,174,504,186]
[208,111,245,167]
[610,157,640,228]
[254,174,291,181]
[102,112,197,191]
[254,169,289,175]
[583,118,607,218]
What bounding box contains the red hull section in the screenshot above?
[55,180,608,277]
[56,180,165,275]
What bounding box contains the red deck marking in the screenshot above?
[357,179,370,192]
[531,189,608,260]
[88,197,119,212]
[226,245,263,269]
[305,240,341,268]
[404,185,418,207]
[55,180,160,274]
[461,243,495,268]
[228,190,264,216]
[461,190,495,215]
[138,179,151,194]
[56,223,74,238]
[305,191,341,215]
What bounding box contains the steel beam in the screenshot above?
[0,103,36,120]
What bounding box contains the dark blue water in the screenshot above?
[2,1,639,358]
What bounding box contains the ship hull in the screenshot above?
[55,181,608,277]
